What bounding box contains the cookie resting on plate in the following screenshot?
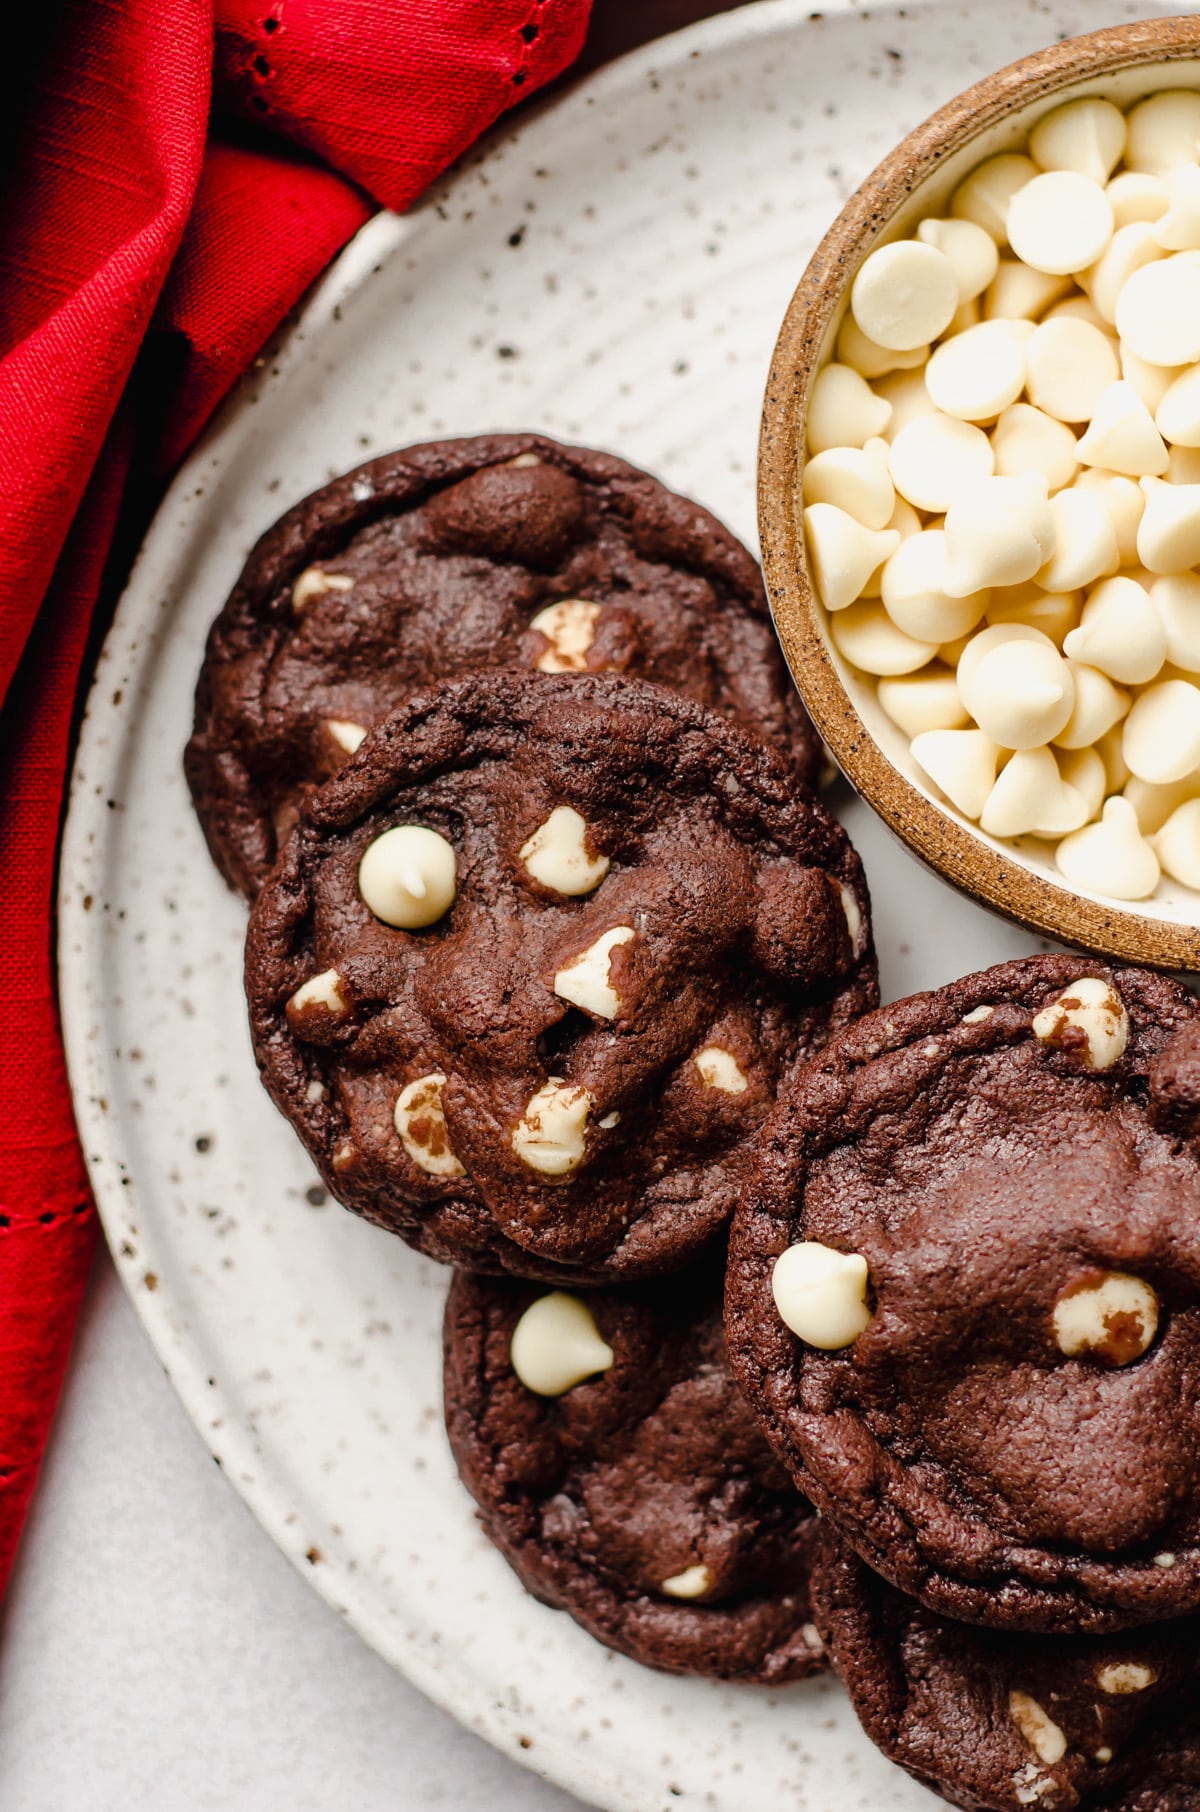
[726,956,1200,1634]
[811,1533,1200,1812]
[186,431,821,898]
[244,669,875,1282]
[443,1261,828,1682]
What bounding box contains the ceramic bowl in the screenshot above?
[759,16,1200,970]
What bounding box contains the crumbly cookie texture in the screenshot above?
[443,1263,828,1683]
[727,954,1200,1634]
[812,1531,1200,1812]
[187,432,819,898]
[245,670,875,1282]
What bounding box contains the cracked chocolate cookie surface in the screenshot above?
[187,432,820,897]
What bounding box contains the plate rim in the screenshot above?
[57,4,974,1808]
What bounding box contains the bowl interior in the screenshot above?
[762,30,1200,969]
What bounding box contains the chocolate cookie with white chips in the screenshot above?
[726,955,1200,1634]
[186,431,821,898]
[245,669,874,1281]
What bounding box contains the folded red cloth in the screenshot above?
[0,0,589,1598]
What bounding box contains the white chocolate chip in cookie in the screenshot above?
[1097,1661,1157,1694]
[1032,974,1131,1068]
[771,1241,873,1350]
[1056,797,1159,899]
[694,1046,748,1094]
[358,824,457,928]
[510,1291,614,1396]
[839,883,863,953]
[529,598,602,672]
[287,968,351,1018]
[553,926,635,1021]
[1053,1273,1159,1365]
[661,1564,713,1599]
[1008,1692,1068,1767]
[520,806,610,897]
[326,718,368,755]
[394,1072,465,1179]
[850,241,959,351]
[291,566,354,610]
[511,1078,593,1177]
[962,1004,995,1024]
[1031,97,1126,186]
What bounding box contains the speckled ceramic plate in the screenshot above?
[58,3,1194,1809]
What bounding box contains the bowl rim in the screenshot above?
[759,15,1200,972]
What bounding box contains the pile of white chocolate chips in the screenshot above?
[802,89,1200,903]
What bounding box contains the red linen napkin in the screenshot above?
[0,0,590,1599]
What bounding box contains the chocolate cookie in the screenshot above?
[726,956,1200,1633]
[186,432,820,897]
[443,1262,828,1682]
[244,670,875,1281]
[812,1533,1200,1812]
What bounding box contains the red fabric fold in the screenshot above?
[0,0,591,1600]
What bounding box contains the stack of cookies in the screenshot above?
[187,433,1200,1808]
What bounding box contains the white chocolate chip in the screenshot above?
[850,240,959,351]
[1076,382,1169,478]
[1155,362,1200,448]
[332,1139,356,1172]
[969,638,1075,750]
[1124,764,1200,832]
[874,367,937,441]
[1074,469,1146,564]
[802,438,895,530]
[661,1564,713,1599]
[326,718,368,755]
[829,601,938,676]
[1063,576,1166,684]
[943,474,1056,595]
[1031,97,1126,186]
[358,825,456,929]
[1153,797,1200,888]
[804,504,901,610]
[288,969,350,1016]
[520,807,610,897]
[952,154,1038,244]
[1053,662,1131,750]
[1095,1746,1115,1765]
[986,584,1080,646]
[771,1241,873,1350]
[1044,294,1111,332]
[1097,722,1132,793]
[510,1292,614,1396]
[958,623,1049,704]
[985,260,1073,320]
[1008,1692,1068,1767]
[1097,1661,1156,1694]
[1116,252,1200,367]
[1121,341,1181,412]
[529,598,601,672]
[992,403,1079,492]
[1035,486,1121,591]
[924,322,1026,422]
[887,412,994,512]
[980,748,1088,839]
[836,313,928,379]
[879,531,988,643]
[1124,677,1200,782]
[962,1004,995,1023]
[1137,475,1200,570]
[1057,746,1107,820]
[508,451,542,468]
[807,363,892,453]
[1153,162,1200,250]
[511,1079,593,1178]
[694,1046,749,1094]
[1169,441,1200,482]
[1026,318,1120,422]
[916,216,999,304]
[1084,221,1168,323]
[1056,797,1160,899]
[1052,1271,1157,1361]
[393,1072,465,1179]
[877,666,970,737]
[1126,91,1200,177]
[1108,169,1170,227]
[305,1078,327,1103]
[911,728,1002,819]
[839,883,863,953]
[1007,170,1114,276]
[291,566,354,610]
[553,926,634,1021]
[598,1110,620,1129]
[1154,1552,1178,1569]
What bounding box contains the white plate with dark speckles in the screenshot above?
[58,2,1195,1807]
